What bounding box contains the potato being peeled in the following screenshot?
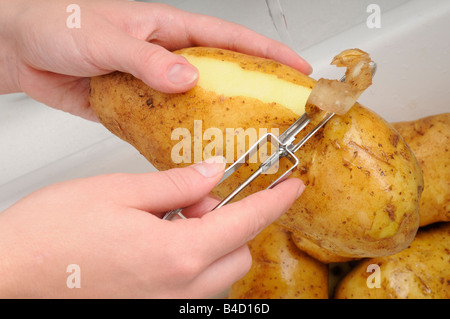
[89,47,314,174]
[89,47,423,260]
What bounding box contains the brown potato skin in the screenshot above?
[89,47,423,261]
[228,223,328,299]
[291,233,358,264]
[392,113,450,226]
[334,222,450,299]
[275,104,423,259]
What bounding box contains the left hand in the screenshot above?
[0,0,312,120]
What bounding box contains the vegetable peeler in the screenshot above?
[163,62,377,220]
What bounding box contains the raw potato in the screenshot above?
[89,47,423,260]
[334,222,450,299]
[276,103,424,259]
[392,113,450,226]
[292,113,449,263]
[228,223,328,299]
[290,233,358,264]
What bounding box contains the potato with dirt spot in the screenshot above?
[334,222,450,299]
[275,103,424,260]
[290,233,358,264]
[228,223,329,299]
[392,113,450,226]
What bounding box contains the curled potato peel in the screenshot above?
[307,49,373,115]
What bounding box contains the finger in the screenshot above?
[87,156,226,217]
[103,32,199,93]
[181,14,313,75]
[100,3,311,93]
[180,195,221,219]
[185,244,252,298]
[181,177,304,264]
[133,4,312,75]
[18,69,99,121]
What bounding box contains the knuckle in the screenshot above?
[136,44,160,64]
[163,229,204,281]
[180,256,203,279]
[170,252,203,281]
[162,168,195,199]
[239,246,253,275]
[227,32,243,52]
[133,45,168,76]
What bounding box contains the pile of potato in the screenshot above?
[231,113,450,299]
[89,47,449,299]
[331,114,449,299]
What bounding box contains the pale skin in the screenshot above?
[0,0,310,298]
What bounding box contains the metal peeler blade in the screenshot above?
[163,62,377,221]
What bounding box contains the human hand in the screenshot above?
[0,157,304,298]
[0,0,312,121]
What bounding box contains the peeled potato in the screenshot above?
[89,47,423,260]
[334,222,450,299]
[228,223,328,299]
[392,113,450,226]
[89,47,315,207]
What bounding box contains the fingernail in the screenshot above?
[167,63,198,85]
[302,60,313,75]
[296,182,306,199]
[193,156,226,178]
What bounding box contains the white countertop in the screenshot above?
[1,0,449,211]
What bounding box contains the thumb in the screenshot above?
[178,177,305,265]
[107,34,199,93]
[97,156,227,216]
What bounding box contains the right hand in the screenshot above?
[0,157,304,298]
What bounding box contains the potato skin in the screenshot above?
[89,47,423,261]
[228,223,328,299]
[291,233,358,264]
[334,222,450,299]
[392,113,450,226]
